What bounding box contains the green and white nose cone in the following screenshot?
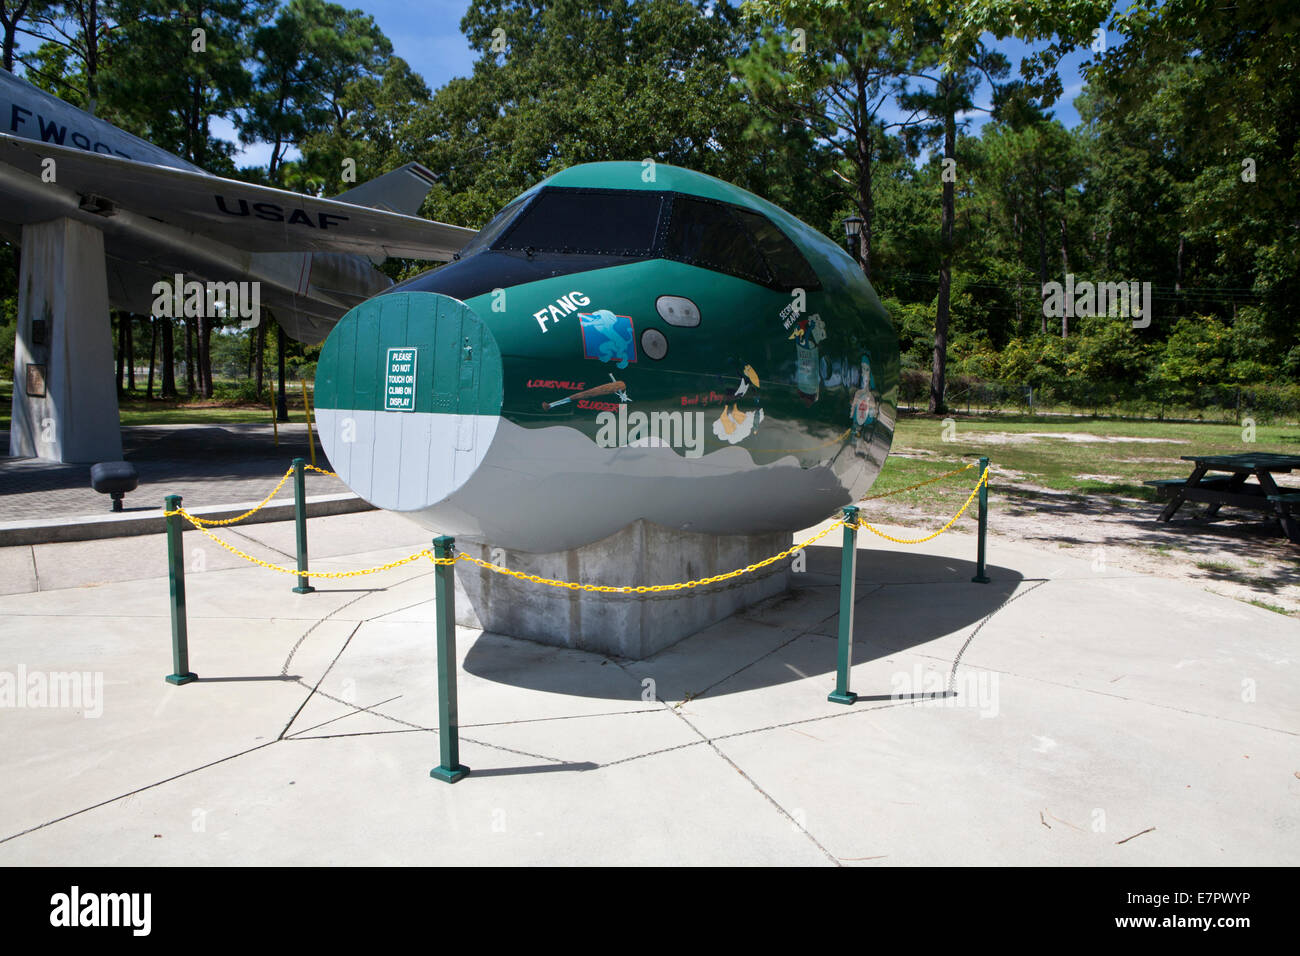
[314,292,503,513]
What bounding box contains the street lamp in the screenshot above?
[841,214,864,260]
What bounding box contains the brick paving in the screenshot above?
[0,424,348,522]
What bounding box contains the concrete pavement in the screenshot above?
[0,509,1296,865]
[0,423,373,547]
[0,423,331,515]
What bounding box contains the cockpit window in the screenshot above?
[458,193,534,259]
[663,196,820,291]
[493,188,665,256]
[733,208,821,290]
[460,185,821,291]
[663,196,771,286]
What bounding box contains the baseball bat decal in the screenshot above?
[543,380,627,410]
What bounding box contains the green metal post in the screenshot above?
[972,455,991,583]
[164,495,197,685]
[292,457,314,594]
[430,536,469,783]
[828,506,859,705]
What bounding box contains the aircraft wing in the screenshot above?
[0,132,476,260]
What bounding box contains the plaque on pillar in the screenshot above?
[25,363,47,397]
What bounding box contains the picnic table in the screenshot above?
[1146,453,1300,543]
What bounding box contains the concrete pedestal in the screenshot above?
[9,217,122,463]
[454,520,793,659]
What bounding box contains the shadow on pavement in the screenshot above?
[463,547,1026,701]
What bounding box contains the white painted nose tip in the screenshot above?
[313,291,504,512]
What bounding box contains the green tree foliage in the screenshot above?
[257,0,396,191]
[8,0,1297,421]
[412,0,838,231]
[18,0,118,112]
[1088,0,1299,377]
[104,0,265,173]
[0,241,16,380]
[289,55,429,195]
[736,0,920,278]
[1,0,42,72]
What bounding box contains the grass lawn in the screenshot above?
[5,376,1296,515]
[866,411,1300,518]
[0,380,312,429]
[116,398,289,426]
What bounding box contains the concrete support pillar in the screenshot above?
[454,520,793,659]
[9,217,123,463]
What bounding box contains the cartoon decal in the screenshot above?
[712,364,764,445]
[730,364,761,400]
[849,353,881,440]
[713,405,764,444]
[579,310,637,368]
[788,314,826,345]
[791,314,826,405]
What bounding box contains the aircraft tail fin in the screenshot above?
[332,162,437,217]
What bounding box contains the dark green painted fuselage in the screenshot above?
[314,162,898,551]
[395,162,898,471]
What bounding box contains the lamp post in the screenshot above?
[842,214,864,269]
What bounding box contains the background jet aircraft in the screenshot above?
[0,67,474,344]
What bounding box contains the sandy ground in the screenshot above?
[863,475,1300,617]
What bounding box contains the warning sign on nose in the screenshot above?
[385,348,418,411]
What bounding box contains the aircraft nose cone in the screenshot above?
[314,291,503,511]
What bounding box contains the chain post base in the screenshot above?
[430,765,470,784]
[165,673,198,685]
[827,690,858,705]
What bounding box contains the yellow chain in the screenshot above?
[181,466,296,526]
[165,509,454,577]
[854,467,989,544]
[161,459,989,587]
[177,462,339,527]
[453,520,845,593]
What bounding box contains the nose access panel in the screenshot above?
[314,291,503,512]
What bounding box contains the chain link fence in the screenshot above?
[898,369,1300,424]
